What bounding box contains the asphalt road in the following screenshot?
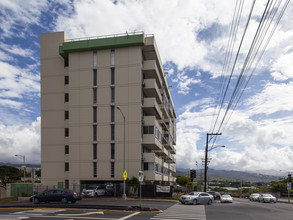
[206,198,293,220]
[0,198,292,219]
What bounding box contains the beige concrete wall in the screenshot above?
[41,32,176,187]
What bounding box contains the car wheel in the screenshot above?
[61,197,68,204]
[207,200,212,205]
[33,197,40,204]
[71,200,76,204]
[193,199,197,205]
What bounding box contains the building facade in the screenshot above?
[40,32,176,189]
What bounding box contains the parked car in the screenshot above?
[220,194,233,203]
[30,189,82,204]
[249,193,260,201]
[81,186,96,197]
[81,185,107,197]
[258,194,277,203]
[179,192,214,205]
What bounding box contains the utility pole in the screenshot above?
[204,133,222,192]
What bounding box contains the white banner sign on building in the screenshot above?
[156,185,170,193]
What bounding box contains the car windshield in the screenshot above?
[222,195,231,198]
[263,194,272,197]
[189,192,200,196]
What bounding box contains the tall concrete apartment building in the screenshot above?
[40,32,176,189]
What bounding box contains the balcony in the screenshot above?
[142,134,163,151]
[143,60,162,88]
[169,165,176,173]
[143,152,162,164]
[153,146,168,157]
[144,170,162,181]
[169,176,176,182]
[165,152,176,163]
[143,79,162,104]
[143,98,163,119]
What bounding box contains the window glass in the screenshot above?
[65,93,69,102]
[64,76,69,85]
[111,124,115,140]
[93,69,97,86]
[93,88,97,104]
[93,51,97,67]
[111,106,115,122]
[65,128,69,137]
[65,162,69,171]
[111,143,115,159]
[65,145,69,154]
[111,68,115,84]
[111,88,115,103]
[65,111,69,120]
[93,107,97,123]
[93,162,97,177]
[93,144,97,160]
[111,50,115,65]
[111,162,114,178]
[93,125,97,141]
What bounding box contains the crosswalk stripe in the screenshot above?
[151,203,206,220]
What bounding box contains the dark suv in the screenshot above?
[30,189,82,204]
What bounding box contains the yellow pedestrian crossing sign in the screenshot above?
[123,170,127,180]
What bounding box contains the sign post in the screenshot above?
[138,171,144,207]
[287,182,291,203]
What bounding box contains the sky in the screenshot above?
[0,0,292,175]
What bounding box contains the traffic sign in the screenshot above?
[138,171,144,182]
[287,182,291,190]
[123,170,127,180]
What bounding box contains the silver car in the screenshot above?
[179,192,214,205]
[258,194,277,203]
[220,194,233,203]
[249,193,260,201]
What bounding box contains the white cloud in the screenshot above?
[271,52,293,81]
[246,82,293,115]
[0,61,40,102]
[0,43,34,58]
[0,117,40,164]
[0,0,49,38]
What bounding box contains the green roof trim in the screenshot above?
[59,34,144,59]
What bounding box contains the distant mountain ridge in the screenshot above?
[175,167,281,182]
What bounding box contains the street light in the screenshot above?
[15,154,26,183]
[204,132,224,192]
[117,106,126,200]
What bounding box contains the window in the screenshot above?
[93,69,97,86]
[93,107,97,123]
[65,145,69,154]
[143,126,154,134]
[65,111,69,120]
[111,50,115,65]
[65,180,69,189]
[111,143,115,159]
[93,51,97,67]
[111,87,115,103]
[93,162,97,177]
[93,125,97,141]
[111,106,115,122]
[111,124,115,141]
[65,76,69,85]
[111,68,115,84]
[93,88,97,104]
[65,162,69,171]
[65,93,69,102]
[65,128,69,137]
[111,162,114,178]
[93,144,97,160]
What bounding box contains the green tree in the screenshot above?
[270,181,287,193]
[126,176,140,185]
[0,165,22,189]
[176,176,190,186]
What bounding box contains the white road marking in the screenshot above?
[57,211,104,216]
[119,212,140,220]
